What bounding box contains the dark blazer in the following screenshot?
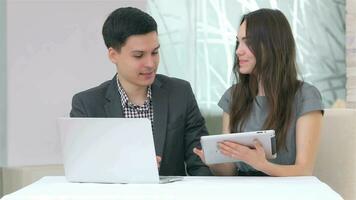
[70,74,212,176]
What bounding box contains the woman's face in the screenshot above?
[236,20,256,74]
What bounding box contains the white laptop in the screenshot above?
[57,117,182,184]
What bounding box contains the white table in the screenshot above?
[1,176,343,200]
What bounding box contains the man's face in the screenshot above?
[109,31,160,90]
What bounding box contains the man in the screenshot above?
[70,7,212,176]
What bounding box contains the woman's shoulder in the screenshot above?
[218,84,237,113]
[295,81,324,116]
[296,82,322,100]
[221,84,238,99]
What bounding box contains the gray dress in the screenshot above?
[218,82,324,173]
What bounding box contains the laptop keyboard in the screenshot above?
[159,176,183,183]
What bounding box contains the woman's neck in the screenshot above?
[257,81,265,96]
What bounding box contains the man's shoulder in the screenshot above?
[73,79,113,100]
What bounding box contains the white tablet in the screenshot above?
[201,130,277,164]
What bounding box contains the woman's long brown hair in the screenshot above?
[230,9,301,151]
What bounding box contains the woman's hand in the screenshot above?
[156,156,162,169]
[193,147,236,176]
[219,140,268,171]
[193,147,206,163]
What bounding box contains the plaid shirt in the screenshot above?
[116,78,154,130]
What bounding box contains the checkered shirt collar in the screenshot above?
[116,77,152,109]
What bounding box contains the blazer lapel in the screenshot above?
[151,78,168,157]
[104,75,124,118]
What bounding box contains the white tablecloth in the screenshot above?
[1,176,343,200]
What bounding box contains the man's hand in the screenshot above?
[156,156,162,169]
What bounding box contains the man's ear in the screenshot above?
[108,47,119,64]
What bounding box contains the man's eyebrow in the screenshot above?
[131,50,144,54]
[153,45,160,51]
[131,45,160,53]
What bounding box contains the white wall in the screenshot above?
[6,0,147,166]
[1,0,6,196]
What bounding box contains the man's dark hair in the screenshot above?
[102,7,157,51]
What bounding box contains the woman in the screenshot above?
[194,8,323,176]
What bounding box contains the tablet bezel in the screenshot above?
[201,130,277,165]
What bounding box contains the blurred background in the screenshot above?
[148,0,347,133]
